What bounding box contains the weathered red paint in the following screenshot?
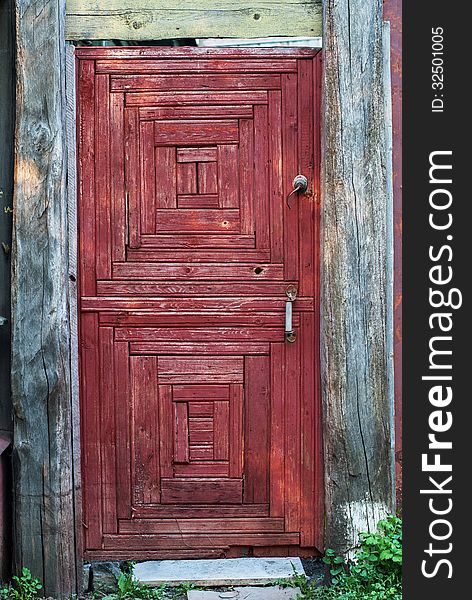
[76,47,322,559]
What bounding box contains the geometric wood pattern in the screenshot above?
[76,47,322,560]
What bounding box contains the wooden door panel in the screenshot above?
[125,90,269,107]
[94,281,310,296]
[154,119,240,145]
[102,532,300,552]
[110,73,282,92]
[77,47,322,559]
[118,517,285,535]
[95,59,298,75]
[81,297,314,312]
[131,504,270,520]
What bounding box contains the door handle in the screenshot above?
[285,285,297,343]
[287,175,308,208]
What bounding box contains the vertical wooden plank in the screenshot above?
[124,106,140,248]
[297,59,315,297]
[159,385,173,477]
[213,401,229,461]
[0,0,14,447]
[155,146,177,209]
[12,1,77,593]
[383,22,396,510]
[299,313,315,546]
[229,384,243,478]
[322,0,394,552]
[95,73,111,279]
[78,59,96,296]
[217,145,239,208]
[253,105,270,249]
[80,314,102,549]
[99,327,117,533]
[239,118,254,235]
[244,356,270,503]
[313,52,324,552]
[382,2,403,502]
[282,73,299,280]
[131,356,160,504]
[313,53,322,311]
[114,340,131,519]
[176,162,197,194]
[270,343,285,517]
[140,121,156,234]
[110,92,126,262]
[66,45,84,588]
[174,402,190,463]
[198,161,218,195]
[284,330,300,532]
[268,90,284,263]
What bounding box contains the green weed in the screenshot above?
[101,570,166,600]
[5,569,43,600]
[275,516,402,600]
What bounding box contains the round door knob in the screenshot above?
[293,174,308,192]
[287,174,309,207]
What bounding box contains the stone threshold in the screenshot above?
[187,587,301,599]
[133,557,305,587]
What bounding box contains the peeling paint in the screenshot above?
[340,499,391,557]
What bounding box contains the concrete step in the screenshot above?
[133,557,305,587]
[187,587,301,599]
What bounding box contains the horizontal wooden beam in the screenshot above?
[65,0,322,41]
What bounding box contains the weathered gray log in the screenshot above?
[321,0,395,553]
[0,2,13,566]
[383,21,396,509]
[65,0,322,40]
[12,0,77,595]
[0,0,14,439]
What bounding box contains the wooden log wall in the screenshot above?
[65,0,322,40]
[321,0,395,553]
[11,0,77,595]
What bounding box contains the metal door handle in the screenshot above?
[287,175,308,208]
[285,285,297,343]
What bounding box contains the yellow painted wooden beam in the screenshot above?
[65,0,322,41]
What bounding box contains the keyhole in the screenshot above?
[254,267,264,275]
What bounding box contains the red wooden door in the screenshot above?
[76,47,322,560]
